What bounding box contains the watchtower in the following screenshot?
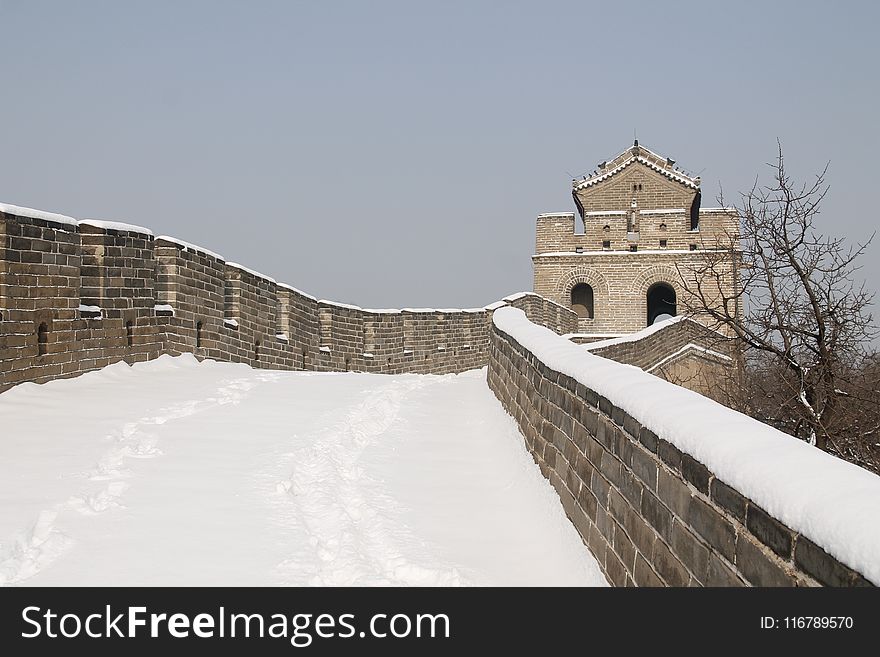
[533,141,739,336]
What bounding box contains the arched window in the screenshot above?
[647,283,677,326]
[37,322,48,356]
[690,190,701,231]
[196,321,203,348]
[570,283,594,319]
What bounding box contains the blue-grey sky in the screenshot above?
[1,1,877,308]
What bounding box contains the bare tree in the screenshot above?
[677,143,878,468]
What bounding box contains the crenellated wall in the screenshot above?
[488,307,878,587]
[0,205,578,391]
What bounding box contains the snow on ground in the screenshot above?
[0,355,606,587]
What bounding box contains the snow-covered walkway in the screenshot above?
[0,356,606,586]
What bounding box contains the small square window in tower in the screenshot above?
[659,239,667,248]
[602,240,611,250]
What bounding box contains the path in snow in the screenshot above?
[0,355,607,586]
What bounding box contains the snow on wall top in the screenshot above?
[0,202,79,227]
[581,315,687,350]
[644,343,732,373]
[493,306,880,584]
[319,299,363,311]
[156,235,225,261]
[503,292,575,316]
[226,262,277,283]
[276,282,318,301]
[80,219,154,235]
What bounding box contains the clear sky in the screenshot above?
[1,1,877,309]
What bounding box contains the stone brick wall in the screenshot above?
[487,313,873,587]
[0,206,578,391]
[583,317,733,370]
[578,317,738,402]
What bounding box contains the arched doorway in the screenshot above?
[647,283,676,325]
[570,283,594,319]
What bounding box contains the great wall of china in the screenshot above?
[2,190,877,588]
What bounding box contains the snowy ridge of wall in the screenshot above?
[0,205,579,390]
[487,307,878,587]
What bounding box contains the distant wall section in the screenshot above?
[0,206,578,391]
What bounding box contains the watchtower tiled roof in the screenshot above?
[573,141,700,192]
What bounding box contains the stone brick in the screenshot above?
[641,490,673,541]
[735,535,796,587]
[794,536,871,587]
[638,426,658,453]
[652,539,690,587]
[630,443,658,490]
[670,520,710,584]
[686,497,736,562]
[619,502,657,558]
[611,519,636,573]
[657,468,692,519]
[706,554,744,587]
[633,554,663,587]
[622,413,641,440]
[607,488,631,528]
[604,545,627,587]
[709,478,747,523]
[619,470,643,509]
[746,504,794,559]
[657,439,683,471]
[580,406,598,436]
[611,404,625,427]
[595,415,614,452]
[576,484,599,520]
[680,453,711,494]
[598,448,622,487]
[587,522,608,560]
[590,471,611,506]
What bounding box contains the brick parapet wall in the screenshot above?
[0,208,578,390]
[487,315,874,587]
[585,318,734,370]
